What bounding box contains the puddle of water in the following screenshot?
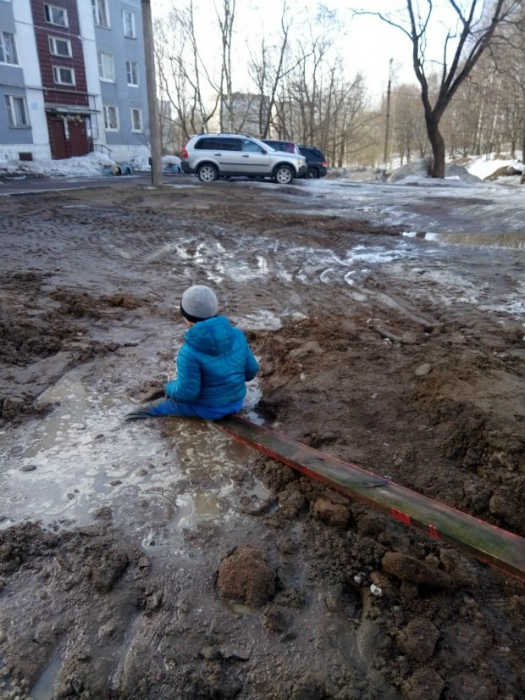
[226,601,260,616]
[403,230,525,248]
[232,310,282,331]
[30,656,63,700]
[173,490,224,529]
[0,366,262,553]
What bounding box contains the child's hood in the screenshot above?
[184,316,237,356]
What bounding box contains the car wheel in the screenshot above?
[197,163,219,183]
[274,165,294,185]
[307,166,320,179]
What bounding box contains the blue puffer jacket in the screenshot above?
[164,316,259,407]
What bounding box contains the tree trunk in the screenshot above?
[426,115,446,178]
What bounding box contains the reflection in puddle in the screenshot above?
[176,491,222,522]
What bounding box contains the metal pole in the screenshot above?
[383,58,393,168]
[141,0,163,186]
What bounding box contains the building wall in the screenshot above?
[1,0,150,163]
[77,0,103,146]
[30,0,89,109]
[0,0,51,159]
[93,0,149,160]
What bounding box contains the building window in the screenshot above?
[123,10,136,38]
[98,51,115,81]
[103,105,119,131]
[92,0,110,28]
[126,61,139,86]
[49,36,72,57]
[44,4,68,27]
[131,108,143,132]
[0,31,18,65]
[5,95,29,128]
[52,65,75,85]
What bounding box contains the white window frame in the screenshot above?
[44,4,69,28]
[0,31,18,65]
[98,51,115,82]
[5,95,30,128]
[131,108,143,133]
[103,105,119,131]
[122,10,136,38]
[126,60,139,87]
[92,0,110,29]
[52,65,75,86]
[48,36,72,58]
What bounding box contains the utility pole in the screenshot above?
[141,0,163,186]
[383,58,393,168]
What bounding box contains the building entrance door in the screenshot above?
[68,120,90,157]
[47,116,68,160]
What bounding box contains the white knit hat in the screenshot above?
[180,285,218,322]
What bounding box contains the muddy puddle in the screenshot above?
[0,364,267,556]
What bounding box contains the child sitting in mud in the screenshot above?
[126,284,259,420]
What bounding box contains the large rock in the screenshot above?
[216,545,275,607]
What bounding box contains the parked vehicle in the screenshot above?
[298,146,328,179]
[262,139,302,156]
[181,134,306,184]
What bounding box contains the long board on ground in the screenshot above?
[217,415,525,582]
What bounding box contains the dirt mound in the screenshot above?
[216,544,275,606]
[0,315,74,366]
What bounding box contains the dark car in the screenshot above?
[298,146,328,178]
[262,139,302,156]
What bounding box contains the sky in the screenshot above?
[151,0,418,100]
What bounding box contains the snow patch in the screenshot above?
[0,152,116,178]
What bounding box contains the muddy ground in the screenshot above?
[0,180,524,699]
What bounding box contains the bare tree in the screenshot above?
[248,2,292,137]
[154,2,222,142]
[215,0,237,132]
[356,0,520,177]
[391,83,424,164]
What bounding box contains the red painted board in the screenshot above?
[217,415,525,582]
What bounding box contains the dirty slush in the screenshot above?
[0,183,524,700]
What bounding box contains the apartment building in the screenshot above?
[0,0,149,162]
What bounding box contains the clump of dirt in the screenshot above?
[0,315,75,366]
[50,289,103,318]
[216,544,275,606]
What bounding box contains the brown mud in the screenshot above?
[0,182,524,699]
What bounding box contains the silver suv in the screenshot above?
[181,133,306,184]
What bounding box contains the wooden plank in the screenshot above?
[217,415,525,582]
